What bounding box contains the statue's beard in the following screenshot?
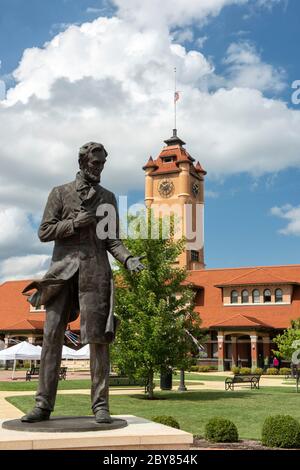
[82,167,101,183]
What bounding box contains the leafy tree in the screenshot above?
[112,214,203,399]
[274,318,300,361]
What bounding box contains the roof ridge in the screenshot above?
[188,264,300,273]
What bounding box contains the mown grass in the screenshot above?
[7,386,300,440]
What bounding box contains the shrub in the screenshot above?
[190,365,199,372]
[252,367,263,375]
[231,366,240,374]
[198,366,211,373]
[239,367,252,375]
[266,367,279,375]
[205,417,238,443]
[262,415,300,448]
[279,367,291,376]
[152,416,180,429]
[209,366,218,371]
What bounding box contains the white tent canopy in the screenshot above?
[0,341,41,360]
[61,345,78,359]
[0,341,41,379]
[74,344,90,359]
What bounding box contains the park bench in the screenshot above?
[225,374,261,391]
[26,366,67,381]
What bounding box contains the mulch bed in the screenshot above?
[192,437,275,450]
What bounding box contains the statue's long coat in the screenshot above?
[23,173,132,345]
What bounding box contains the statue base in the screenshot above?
[0,415,193,450]
[2,416,127,433]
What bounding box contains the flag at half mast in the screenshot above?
[174,91,180,102]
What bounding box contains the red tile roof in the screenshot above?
[215,267,299,287]
[144,144,206,177]
[187,265,300,330]
[0,280,80,332]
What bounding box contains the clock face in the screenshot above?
[158,179,175,198]
[192,182,199,197]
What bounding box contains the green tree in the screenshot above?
[274,318,300,361]
[112,214,203,399]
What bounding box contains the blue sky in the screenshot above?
[0,0,300,279]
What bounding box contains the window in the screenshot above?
[163,156,175,163]
[275,288,283,303]
[191,250,199,262]
[264,289,272,303]
[242,289,249,303]
[252,289,260,303]
[231,290,238,304]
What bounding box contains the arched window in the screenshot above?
[231,290,238,304]
[252,289,260,303]
[275,288,283,303]
[242,289,249,303]
[264,289,272,303]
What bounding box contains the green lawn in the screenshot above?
[7,387,300,440]
[0,372,212,391]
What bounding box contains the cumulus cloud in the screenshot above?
[0,207,47,260]
[0,0,297,279]
[224,41,286,92]
[0,254,51,282]
[271,205,300,236]
[111,0,248,29]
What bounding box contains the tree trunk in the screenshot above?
[147,369,154,399]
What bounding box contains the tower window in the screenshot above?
[264,289,272,303]
[191,250,199,262]
[163,156,175,163]
[241,289,249,303]
[231,290,238,304]
[275,288,283,303]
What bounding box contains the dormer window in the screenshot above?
[162,156,175,163]
[275,288,283,303]
[231,290,238,304]
[242,289,249,303]
[264,289,272,303]
[252,289,260,303]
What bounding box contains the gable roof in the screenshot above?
[215,267,299,287]
[187,265,300,330]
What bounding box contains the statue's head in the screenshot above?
[78,142,108,183]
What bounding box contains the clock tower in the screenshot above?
[143,129,206,270]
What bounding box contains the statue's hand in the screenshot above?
[126,255,146,273]
[74,210,96,228]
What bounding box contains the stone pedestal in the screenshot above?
[0,415,193,450]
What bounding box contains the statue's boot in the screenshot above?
[21,407,51,423]
[95,409,112,423]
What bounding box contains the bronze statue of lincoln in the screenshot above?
[21,142,144,424]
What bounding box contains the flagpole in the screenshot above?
[174,67,177,130]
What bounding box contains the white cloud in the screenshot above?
[0,80,5,100]
[0,254,51,282]
[224,41,286,92]
[111,0,248,29]
[172,28,194,44]
[271,205,300,236]
[0,207,50,261]
[195,36,208,49]
[256,0,286,9]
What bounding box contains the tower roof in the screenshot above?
[142,156,158,171]
[195,161,207,176]
[164,129,186,147]
[142,131,206,178]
